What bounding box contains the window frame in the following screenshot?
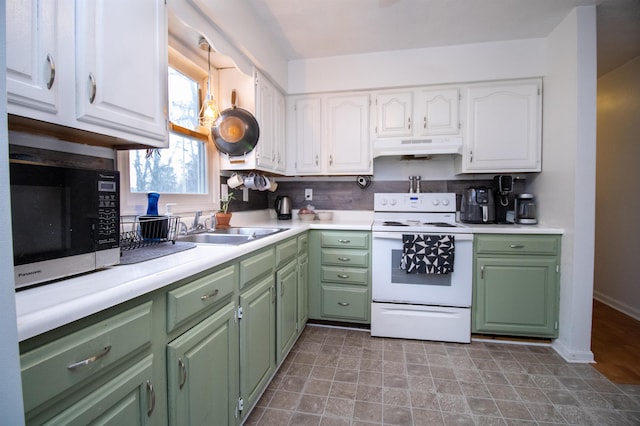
[118,47,220,216]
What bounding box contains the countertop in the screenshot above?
[15,209,562,342]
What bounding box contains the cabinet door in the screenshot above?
[167,301,239,426]
[6,0,59,115]
[474,257,559,337]
[414,88,460,136]
[255,74,276,171]
[276,260,298,363]
[373,91,413,138]
[326,93,371,174]
[463,80,541,172]
[75,0,168,144]
[298,253,309,330]
[34,355,157,426]
[293,97,322,174]
[239,274,276,418]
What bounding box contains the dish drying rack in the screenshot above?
[120,215,181,251]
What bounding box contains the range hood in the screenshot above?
[373,136,463,158]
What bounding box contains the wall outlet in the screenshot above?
[305,188,313,201]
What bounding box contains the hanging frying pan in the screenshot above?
[211,89,260,157]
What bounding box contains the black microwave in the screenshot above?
[10,161,120,289]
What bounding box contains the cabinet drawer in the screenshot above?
[167,265,236,332]
[322,249,369,268]
[21,302,153,413]
[275,238,298,269]
[297,233,308,254]
[321,266,368,285]
[476,235,559,256]
[240,248,274,289]
[321,285,369,321]
[321,231,370,249]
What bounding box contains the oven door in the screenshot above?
[372,231,473,307]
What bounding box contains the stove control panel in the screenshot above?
[374,193,457,213]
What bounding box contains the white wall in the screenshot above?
[288,38,546,94]
[529,6,597,362]
[594,56,640,320]
[0,0,27,422]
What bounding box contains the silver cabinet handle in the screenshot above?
[509,244,525,249]
[46,54,56,90]
[146,380,156,416]
[480,265,484,279]
[423,116,427,129]
[337,257,351,262]
[178,358,187,389]
[407,117,411,130]
[337,274,350,279]
[338,302,350,307]
[329,155,333,166]
[67,345,111,370]
[281,282,285,296]
[469,150,473,162]
[200,289,219,300]
[88,73,96,104]
[338,239,351,244]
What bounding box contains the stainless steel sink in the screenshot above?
[178,227,286,245]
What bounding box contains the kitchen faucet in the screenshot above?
[178,211,206,235]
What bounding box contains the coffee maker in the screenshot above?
[493,175,514,224]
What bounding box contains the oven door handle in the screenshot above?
[372,232,473,242]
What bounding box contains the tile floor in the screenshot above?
[244,325,640,426]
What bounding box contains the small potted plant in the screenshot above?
[215,192,235,229]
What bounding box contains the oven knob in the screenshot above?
[380,198,387,206]
[390,199,397,206]
[442,199,450,206]
[432,199,440,206]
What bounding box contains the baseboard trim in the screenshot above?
[552,339,595,363]
[593,291,640,321]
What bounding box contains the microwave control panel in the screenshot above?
[97,174,119,249]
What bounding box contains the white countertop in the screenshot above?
[15,209,562,341]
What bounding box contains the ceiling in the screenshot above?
[170,0,640,77]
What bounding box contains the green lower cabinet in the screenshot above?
[473,234,561,338]
[277,260,299,363]
[40,355,156,425]
[297,253,309,329]
[239,274,276,420]
[167,301,239,425]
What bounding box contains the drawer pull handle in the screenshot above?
[46,54,56,90]
[178,358,187,389]
[337,257,351,262]
[67,345,111,370]
[338,302,350,307]
[201,289,219,300]
[146,380,156,416]
[337,274,350,279]
[338,239,351,244]
[509,244,525,249]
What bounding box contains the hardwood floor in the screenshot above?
[591,299,640,384]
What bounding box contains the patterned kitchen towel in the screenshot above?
[400,234,455,274]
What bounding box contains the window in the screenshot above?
[118,56,219,216]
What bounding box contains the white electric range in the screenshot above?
[371,193,474,343]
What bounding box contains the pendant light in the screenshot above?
[198,37,219,129]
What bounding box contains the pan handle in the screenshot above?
[231,89,237,108]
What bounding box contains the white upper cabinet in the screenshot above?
[75,0,168,144]
[414,88,460,136]
[289,93,371,176]
[325,93,371,174]
[6,0,169,148]
[456,79,542,173]
[290,96,322,174]
[373,91,413,138]
[372,87,460,139]
[6,0,60,115]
